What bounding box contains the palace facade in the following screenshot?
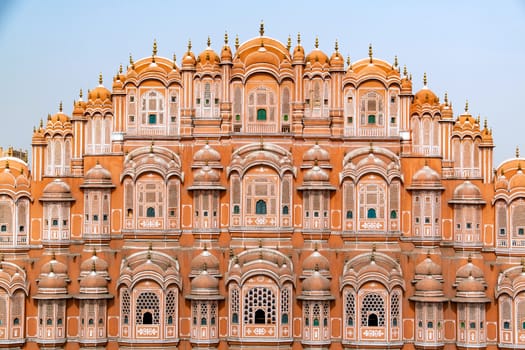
[0,26,523,349]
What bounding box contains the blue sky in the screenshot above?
[0,0,524,166]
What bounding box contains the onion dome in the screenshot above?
[329,40,344,68]
[495,172,509,191]
[221,32,233,62]
[306,37,329,66]
[292,33,305,63]
[303,143,330,163]
[15,173,29,188]
[81,163,115,189]
[509,168,525,189]
[88,73,111,102]
[449,181,485,205]
[47,101,71,125]
[193,143,221,164]
[408,165,443,190]
[440,92,454,120]
[415,255,442,276]
[197,37,220,67]
[302,249,330,274]
[182,40,196,67]
[72,90,87,117]
[190,247,220,276]
[40,179,75,202]
[400,67,413,94]
[193,166,220,183]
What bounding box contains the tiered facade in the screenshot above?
[0,27,524,349]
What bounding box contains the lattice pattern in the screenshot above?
[391,291,400,326]
[517,299,525,330]
[121,289,130,321]
[345,290,356,326]
[231,287,240,317]
[0,295,6,326]
[281,287,290,316]
[141,90,164,124]
[135,292,160,325]
[282,88,290,115]
[243,287,276,324]
[361,293,385,327]
[165,290,176,321]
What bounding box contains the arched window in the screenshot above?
[282,205,289,215]
[360,91,384,126]
[367,208,377,219]
[361,293,385,327]
[254,309,266,324]
[281,313,288,324]
[232,313,239,324]
[256,200,267,215]
[136,292,160,325]
[244,287,276,325]
[146,207,155,217]
[368,313,379,326]
[257,109,267,121]
[143,312,153,325]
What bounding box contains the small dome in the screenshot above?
[495,174,509,191]
[182,48,196,66]
[453,181,482,200]
[415,256,442,276]
[509,169,525,189]
[193,144,221,163]
[41,258,68,275]
[303,166,329,182]
[48,110,70,124]
[456,260,484,280]
[197,44,220,66]
[221,43,233,62]
[190,248,220,275]
[193,166,220,183]
[15,174,30,188]
[413,87,439,106]
[412,165,441,184]
[191,269,219,291]
[306,47,329,66]
[41,179,74,202]
[302,270,331,292]
[88,85,111,102]
[80,254,109,274]
[80,271,108,289]
[39,272,67,290]
[415,275,443,293]
[330,50,344,68]
[292,41,305,62]
[457,275,485,293]
[401,77,412,94]
[303,143,330,162]
[85,164,112,181]
[0,169,16,187]
[302,249,330,272]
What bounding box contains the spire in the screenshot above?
[129,53,135,69]
[79,88,83,100]
[287,35,291,51]
[394,55,398,68]
[187,39,192,52]
[484,118,488,129]
[224,31,228,45]
[59,101,63,112]
[207,36,211,47]
[172,53,177,69]
[423,72,427,86]
[314,36,319,49]
[516,145,520,158]
[403,65,407,77]
[98,72,103,85]
[368,43,373,63]
[346,55,351,68]
[465,99,469,113]
[297,32,301,45]
[334,39,339,52]
[235,35,239,50]
[444,92,449,106]
[119,64,123,74]
[152,38,158,56]
[259,20,264,36]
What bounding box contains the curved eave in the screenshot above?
[39,197,75,202]
[32,293,73,300]
[80,183,116,189]
[448,199,486,205]
[409,295,448,302]
[297,294,335,301]
[187,185,226,191]
[297,184,336,191]
[406,184,445,191]
[73,293,113,299]
[185,294,225,301]
[451,296,490,303]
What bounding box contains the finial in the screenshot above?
[172,53,177,68]
[98,72,103,85]
[403,65,407,77]
[207,36,211,47]
[129,53,135,69]
[79,89,83,99]
[467,253,472,263]
[346,55,351,66]
[516,146,520,158]
[92,247,97,257]
[409,73,412,81]
[287,35,291,51]
[394,55,398,68]
[476,115,480,124]
[153,38,158,56]
[187,39,192,52]
[423,72,427,86]
[465,99,469,112]
[119,64,123,74]
[59,101,63,112]
[5,160,8,169]
[259,20,265,36]
[484,118,488,129]
[314,263,319,272]
[40,118,43,128]
[235,35,239,50]
[297,32,301,45]
[314,36,319,49]
[224,31,228,44]
[334,39,339,52]
[368,43,373,63]
[47,113,51,121]
[369,142,374,153]
[150,141,154,153]
[259,238,263,248]
[444,92,448,105]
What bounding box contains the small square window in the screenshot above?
[196,98,201,104]
[0,225,6,232]
[466,222,472,229]
[233,205,240,214]
[500,228,506,235]
[215,98,219,104]
[347,116,353,123]
[457,224,461,229]
[314,212,319,217]
[203,211,208,217]
[129,115,135,122]
[19,225,24,232]
[213,211,217,217]
[324,99,329,105]
[148,114,157,124]
[424,217,430,224]
[103,214,108,221]
[390,96,396,103]
[171,95,177,103]
[93,215,99,222]
[390,117,396,124]
[63,220,68,226]
[171,116,176,123]
[205,99,210,106]
[415,217,420,224]
[168,209,175,217]
[347,96,353,103]
[129,96,135,102]
[519,228,524,235]
[305,99,310,105]
[52,219,59,226]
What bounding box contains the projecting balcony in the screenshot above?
[442,167,481,179]
[0,234,28,247]
[411,145,441,156]
[344,126,399,137]
[85,144,111,154]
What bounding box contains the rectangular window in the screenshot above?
[148,114,157,124]
[171,96,177,103]
[129,115,135,122]
[103,214,108,221]
[466,222,472,229]
[129,96,135,102]
[347,116,353,123]
[424,217,430,224]
[214,98,219,104]
[52,219,59,226]
[519,228,525,235]
[499,228,506,235]
[196,98,201,104]
[368,114,376,124]
[93,215,99,221]
[19,225,24,232]
[170,116,176,123]
[0,225,6,232]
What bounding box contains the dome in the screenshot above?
[412,165,441,184]
[413,86,439,106]
[303,143,330,162]
[221,39,233,62]
[182,43,196,66]
[41,258,68,275]
[456,260,484,280]
[80,271,108,289]
[302,249,330,272]
[292,43,305,62]
[451,181,484,203]
[330,50,344,68]
[457,275,485,293]
[415,275,443,293]
[197,41,220,66]
[495,174,509,191]
[302,270,331,292]
[509,169,525,189]
[15,174,30,188]
[88,85,111,102]
[41,179,75,201]
[193,166,220,183]
[85,164,112,181]
[39,272,67,290]
[303,166,330,182]
[0,169,15,187]
[80,254,109,274]
[193,144,221,163]
[401,77,412,94]
[191,269,219,291]
[415,256,442,276]
[190,247,220,275]
[306,40,329,65]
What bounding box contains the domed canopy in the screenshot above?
[408,165,443,190]
[449,181,485,205]
[41,257,68,275]
[197,39,220,67]
[190,247,220,277]
[304,166,329,182]
[495,173,509,191]
[0,169,15,187]
[302,249,330,274]
[81,163,115,189]
[39,272,67,290]
[193,143,221,164]
[413,86,439,106]
[80,253,109,275]
[88,85,111,102]
[509,169,525,189]
[456,259,484,280]
[193,166,220,183]
[80,270,108,290]
[415,256,442,276]
[303,143,330,163]
[298,270,335,301]
[306,47,329,66]
[185,269,224,301]
[41,179,75,202]
[415,275,443,293]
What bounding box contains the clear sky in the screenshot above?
[0,0,524,166]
